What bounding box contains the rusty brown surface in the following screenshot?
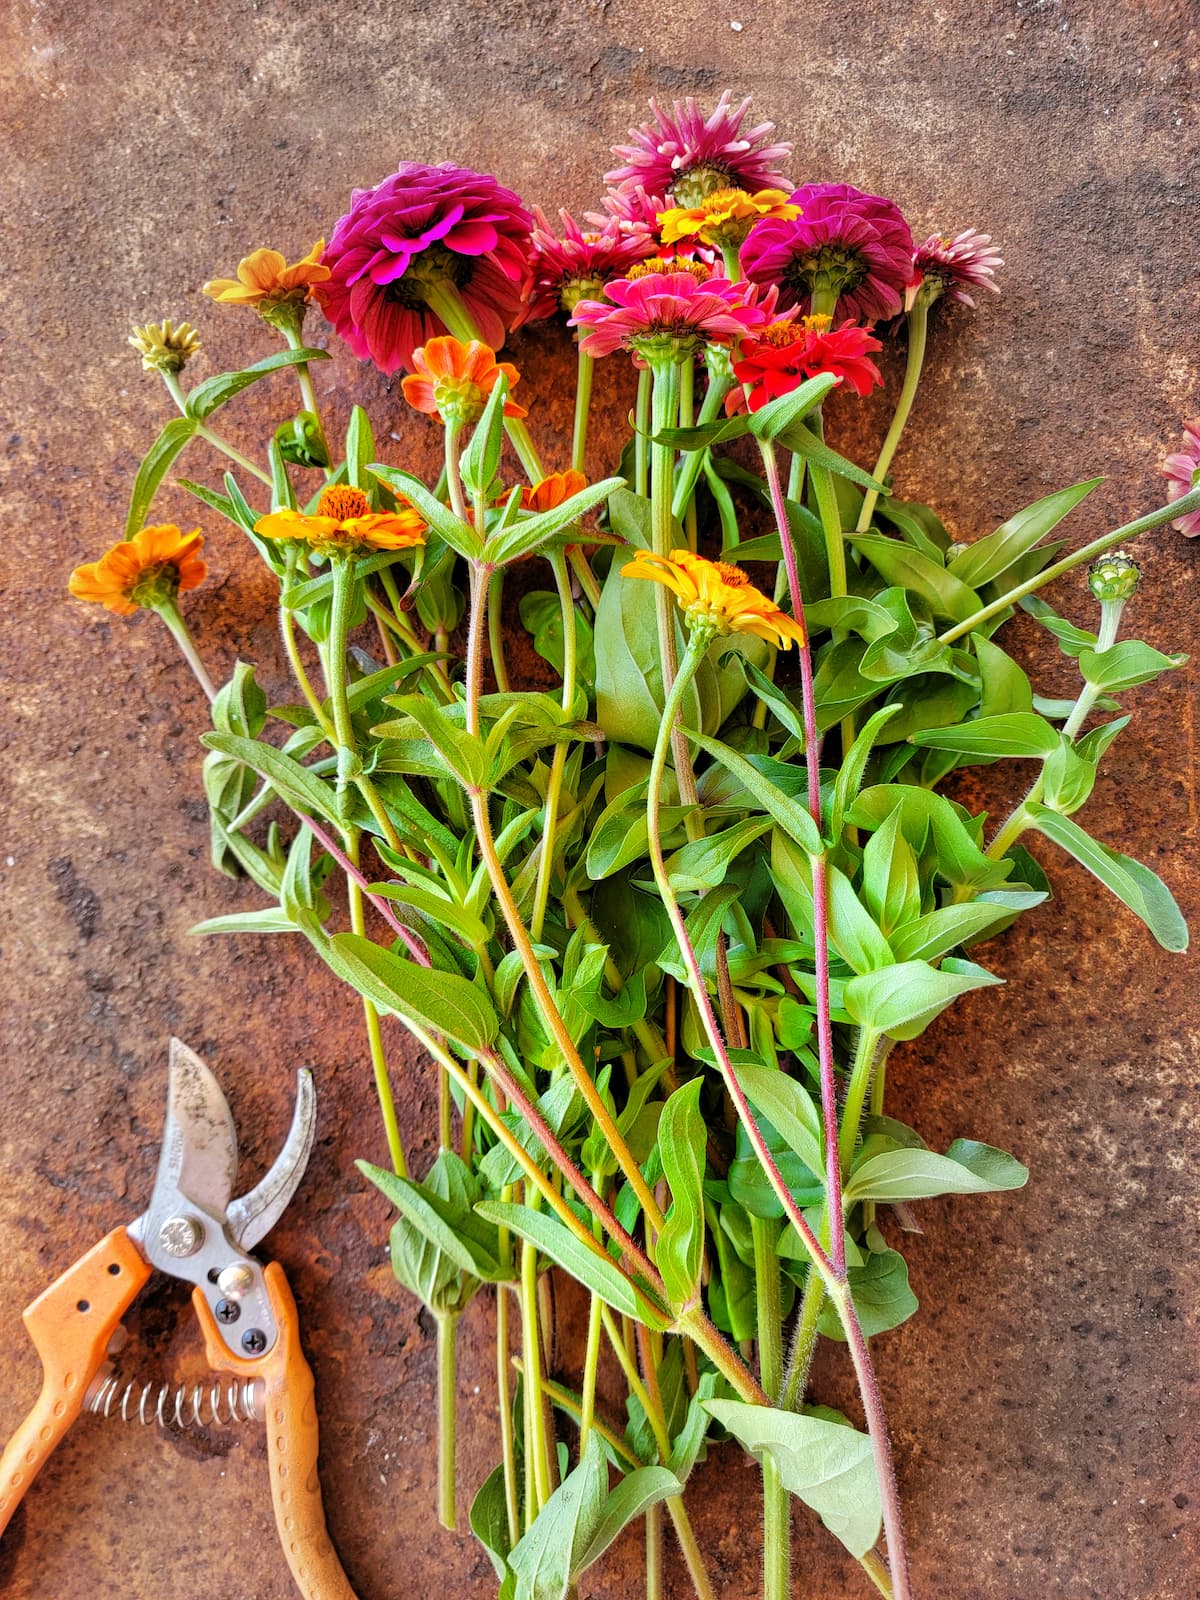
[1,0,1198,1595]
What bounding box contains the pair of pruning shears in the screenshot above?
[0,1039,358,1600]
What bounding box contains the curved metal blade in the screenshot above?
[226,1069,316,1251]
[153,1038,238,1219]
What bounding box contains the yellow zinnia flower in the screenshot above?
[203,241,330,310]
[254,485,426,558]
[69,525,207,615]
[658,188,801,252]
[625,548,805,649]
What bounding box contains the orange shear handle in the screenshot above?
[195,1262,358,1600]
[0,1227,151,1540]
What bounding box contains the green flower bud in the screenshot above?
[275,411,330,469]
[1087,550,1140,603]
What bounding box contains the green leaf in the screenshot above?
[368,463,483,559]
[459,376,508,499]
[184,348,330,422]
[358,1155,505,1282]
[327,932,500,1049]
[843,959,1003,1041]
[189,906,299,937]
[974,634,1034,717]
[847,535,982,622]
[1020,594,1097,657]
[844,1140,1028,1204]
[1024,805,1189,951]
[485,476,624,566]
[572,1465,684,1574]
[817,1250,919,1340]
[689,731,822,855]
[665,817,773,892]
[652,413,750,451]
[470,1464,514,1582]
[744,372,839,441]
[860,806,920,936]
[344,405,375,490]
[475,1202,668,1328]
[125,416,199,536]
[1040,736,1097,815]
[1077,639,1186,692]
[947,479,1101,588]
[772,833,894,974]
[704,1401,882,1559]
[655,1080,707,1310]
[730,1061,824,1179]
[377,693,487,788]
[830,705,904,838]
[200,730,340,823]
[772,422,886,492]
[908,712,1060,759]
[889,898,1044,963]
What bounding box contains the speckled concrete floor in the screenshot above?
[1,2,1197,1595]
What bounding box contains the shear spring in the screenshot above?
[86,1374,265,1430]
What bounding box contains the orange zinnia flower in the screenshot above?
[254,485,426,558]
[69,525,207,616]
[202,241,330,309]
[522,469,587,512]
[625,548,806,650]
[400,336,528,426]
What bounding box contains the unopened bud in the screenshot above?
[1088,550,1140,603]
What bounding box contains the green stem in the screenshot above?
[578,1289,604,1457]
[837,1028,882,1174]
[345,835,407,1176]
[572,344,594,474]
[671,367,731,523]
[937,486,1200,646]
[161,370,272,486]
[530,548,576,942]
[280,319,333,480]
[327,558,404,853]
[279,552,335,734]
[780,1261,826,1412]
[520,1225,552,1515]
[752,1214,789,1600]
[436,1312,459,1530]
[155,602,217,701]
[497,1282,520,1546]
[679,357,698,551]
[646,1500,663,1600]
[487,568,510,692]
[856,301,928,533]
[635,366,652,498]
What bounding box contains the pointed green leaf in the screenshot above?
[848,535,982,622]
[368,463,483,558]
[947,479,1100,589]
[656,1080,707,1310]
[744,372,839,441]
[844,1140,1028,1204]
[125,415,199,536]
[1077,639,1186,692]
[844,959,1003,1041]
[689,731,821,855]
[328,931,500,1048]
[908,712,1060,759]
[184,348,330,421]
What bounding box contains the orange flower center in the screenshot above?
[318,485,371,522]
[714,561,751,587]
[626,256,710,282]
[756,319,803,348]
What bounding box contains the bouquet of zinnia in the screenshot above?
[70,89,1199,1600]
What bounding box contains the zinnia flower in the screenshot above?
[203,242,331,316]
[69,525,206,615]
[727,315,884,413]
[741,182,915,323]
[525,208,656,319]
[585,184,669,245]
[1162,420,1200,537]
[523,470,588,511]
[317,162,533,375]
[400,336,528,425]
[569,270,770,361]
[255,486,426,557]
[906,229,1004,310]
[128,320,202,374]
[607,91,792,209]
[625,548,806,649]
[658,188,801,252]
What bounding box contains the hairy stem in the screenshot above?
[856,300,928,532]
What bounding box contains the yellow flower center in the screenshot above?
[625,256,710,282]
[801,313,832,333]
[318,485,371,522]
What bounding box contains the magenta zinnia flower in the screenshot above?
[316,162,533,375]
[1162,420,1200,537]
[606,91,792,208]
[569,267,771,360]
[741,182,915,323]
[525,208,657,320]
[908,229,1004,309]
[585,183,669,245]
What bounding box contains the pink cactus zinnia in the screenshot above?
[585,184,669,246]
[316,162,534,375]
[524,208,657,321]
[569,267,772,360]
[741,182,915,324]
[908,228,1004,310]
[606,91,792,208]
[1162,420,1200,537]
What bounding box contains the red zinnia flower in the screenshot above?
[727,316,884,413]
[741,182,914,323]
[607,91,792,208]
[317,162,533,375]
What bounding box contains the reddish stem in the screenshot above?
[294,808,430,964]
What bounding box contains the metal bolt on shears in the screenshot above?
[0,1039,359,1600]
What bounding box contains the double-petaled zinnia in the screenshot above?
[254,486,426,557]
[69,525,207,615]
[400,336,528,425]
[625,548,806,649]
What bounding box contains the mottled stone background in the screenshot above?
[1,1,1197,1595]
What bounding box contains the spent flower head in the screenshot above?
[607,91,792,208]
[255,486,426,558]
[317,162,533,375]
[1161,420,1200,537]
[400,336,528,426]
[625,548,806,649]
[69,525,206,615]
[906,229,1004,311]
[129,319,202,374]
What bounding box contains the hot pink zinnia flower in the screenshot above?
[741,182,915,324]
[524,208,657,320]
[907,228,1004,310]
[606,91,792,208]
[1162,420,1200,537]
[569,268,771,360]
[316,162,533,375]
[585,183,669,245]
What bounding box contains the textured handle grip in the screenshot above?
[194,1262,358,1600]
[0,1228,149,1539]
